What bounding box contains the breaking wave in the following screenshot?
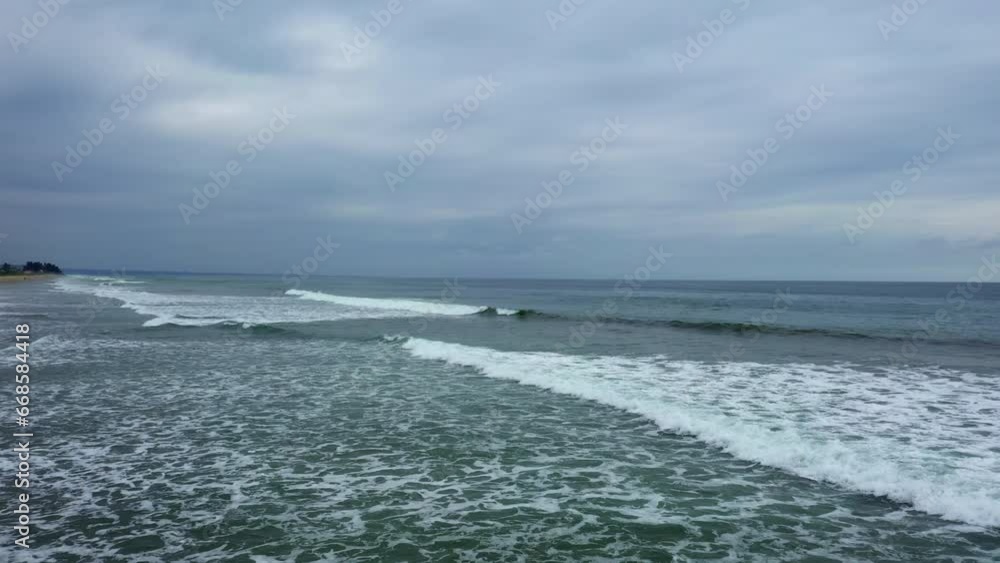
[285,289,519,316]
[52,278,523,327]
[397,336,1000,528]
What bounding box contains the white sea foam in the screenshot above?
[79,275,146,284]
[400,337,1000,528]
[1,334,162,368]
[8,333,997,560]
[286,289,517,316]
[52,278,516,327]
[55,278,245,327]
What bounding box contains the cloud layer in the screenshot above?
[1,0,997,280]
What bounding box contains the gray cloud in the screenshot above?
[1,0,998,280]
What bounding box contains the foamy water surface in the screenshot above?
[0,275,996,561]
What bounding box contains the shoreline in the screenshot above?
[0,274,60,284]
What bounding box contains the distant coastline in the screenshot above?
[0,261,64,282]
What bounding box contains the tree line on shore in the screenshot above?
[0,261,63,275]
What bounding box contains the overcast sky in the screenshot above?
[1,0,997,280]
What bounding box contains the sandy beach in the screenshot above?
[0,274,60,283]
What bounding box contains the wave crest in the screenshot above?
[286,289,518,316]
[398,336,1000,528]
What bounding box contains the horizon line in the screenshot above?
[60,268,1000,285]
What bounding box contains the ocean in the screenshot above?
[1,274,998,561]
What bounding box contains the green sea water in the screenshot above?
[0,274,998,561]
